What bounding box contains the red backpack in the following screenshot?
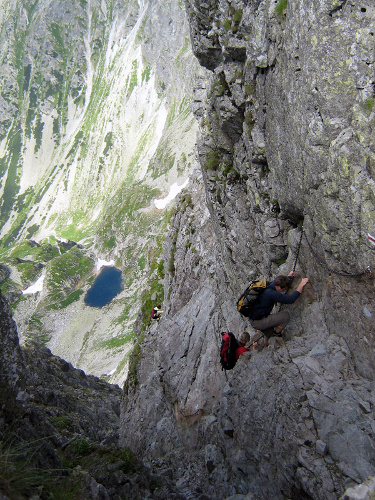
[220,332,239,370]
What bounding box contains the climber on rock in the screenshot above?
[151,305,163,320]
[236,331,250,359]
[236,331,258,359]
[250,271,309,339]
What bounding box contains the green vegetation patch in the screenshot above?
[26,224,40,238]
[99,331,135,350]
[28,314,43,332]
[126,59,138,99]
[275,0,288,16]
[139,274,164,335]
[233,9,243,24]
[223,18,232,31]
[135,15,149,46]
[50,415,72,431]
[0,128,22,231]
[166,100,177,128]
[4,240,77,292]
[127,333,145,387]
[204,150,221,171]
[48,289,85,310]
[138,254,146,271]
[9,240,60,262]
[58,212,92,242]
[0,440,67,500]
[0,429,138,500]
[0,279,20,295]
[62,440,137,475]
[149,146,176,180]
[210,74,229,97]
[66,130,84,160]
[174,37,190,68]
[97,180,160,245]
[16,261,41,283]
[365,97,374,110]
[45,248,94,308]
[102,131,114,156]
[141,65,151,83]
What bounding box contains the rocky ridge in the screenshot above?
[0,290,190,499]
[120,1,375,499]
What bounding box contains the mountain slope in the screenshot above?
[0,0,205,384]
[0,0,199,244]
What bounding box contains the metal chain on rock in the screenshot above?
[292,228,304,272]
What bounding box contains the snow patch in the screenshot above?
[22,274,44,295]
[154,179,189,209]
[96,258,115,271]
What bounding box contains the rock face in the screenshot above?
[0,290,186,499]
[0,291,26,400]
[120,1,375,499]
[0,290,119,489]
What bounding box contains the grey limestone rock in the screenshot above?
[120,0,375,499]
[0,291,25,394]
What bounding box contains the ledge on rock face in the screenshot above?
[193,43,223,70]
[224,38,247,62]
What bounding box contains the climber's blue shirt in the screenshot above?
[250,282,300,320]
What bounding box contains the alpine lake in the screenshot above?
[84,266,123,308]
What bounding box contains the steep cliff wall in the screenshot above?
[120,1,375,499]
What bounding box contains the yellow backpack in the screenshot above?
[237,280,268,317]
